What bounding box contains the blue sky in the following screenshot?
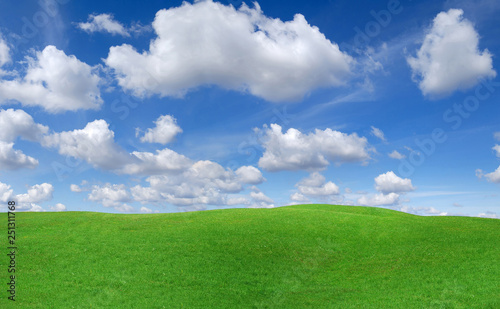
[0,0,499,217]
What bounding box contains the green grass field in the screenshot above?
[2,204,499,308]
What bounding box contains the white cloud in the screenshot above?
[249,187,275,208]
[70,184,82,192]
[0,182,13,202]
[258,124,372,172]
[407,9,496,97]
[105,0,353,102]
[235,166,265,184]
[388,150,406,160]
[290,192,310,204]
[130,160,259,208]
[121,148,192,175]
[357,192,399,206]
[0,141,39,170]
[78,13,130,37]
[0,109,49,142]
[140,206,153,213]
[26,204,46,212]
[50,203,66,211]
[43,119,133,170]
[0,46,102,112]
[15,183,54,204]
[137,114,182,145]
[296,172,340,196]
[480,166,500,183]
[87,183,132,210]
[374,171,415,194]
[370,126,386,142]
[0,109,48,170]
[493,145,500,157]
[0,35,10,68]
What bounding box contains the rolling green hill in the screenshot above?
[2,204,499,308]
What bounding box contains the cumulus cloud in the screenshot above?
[105,0,353,102]
[0,46,102,112]
[249,187,275,208]
[77,13,130,36]
[289,192,310,204]
[137,115,182,145]
[357,171,415,207]
[258,124,372,172]
[0,109,49,170]
[43,119,133,170]
[235,166,265,184]
[370,126,386,142]
[130,161,262,208]
[0,181,13,202]
[0,141,39,170]
[0,109,49,142]
[407,9,496,97]
[374,171,415,194]
[15,183,54,204]
[121,148,192,175]
[388,150,406,160]
[478,166,500,183]
[140,206,153,213]
[87,183,133,211]
[296,172,340,196]
[358,192,400,206]
[50,203,66,211]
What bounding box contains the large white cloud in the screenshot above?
[130,162,265,208]
[15,183,54,204]
[258,124,372,172]
[77,13,130,36]
[374,171,415,194]
[43,119,133,170]
[0,46,102,112]
[407,9,496,97]
[235,166,265,184]
[87,183,132,210]
[137,115,182,145]
[105,0,353,102]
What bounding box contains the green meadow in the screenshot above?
[2,204,499,308]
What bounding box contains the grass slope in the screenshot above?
[2,204,499,308]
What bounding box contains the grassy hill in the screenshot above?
[2,204,499,308]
